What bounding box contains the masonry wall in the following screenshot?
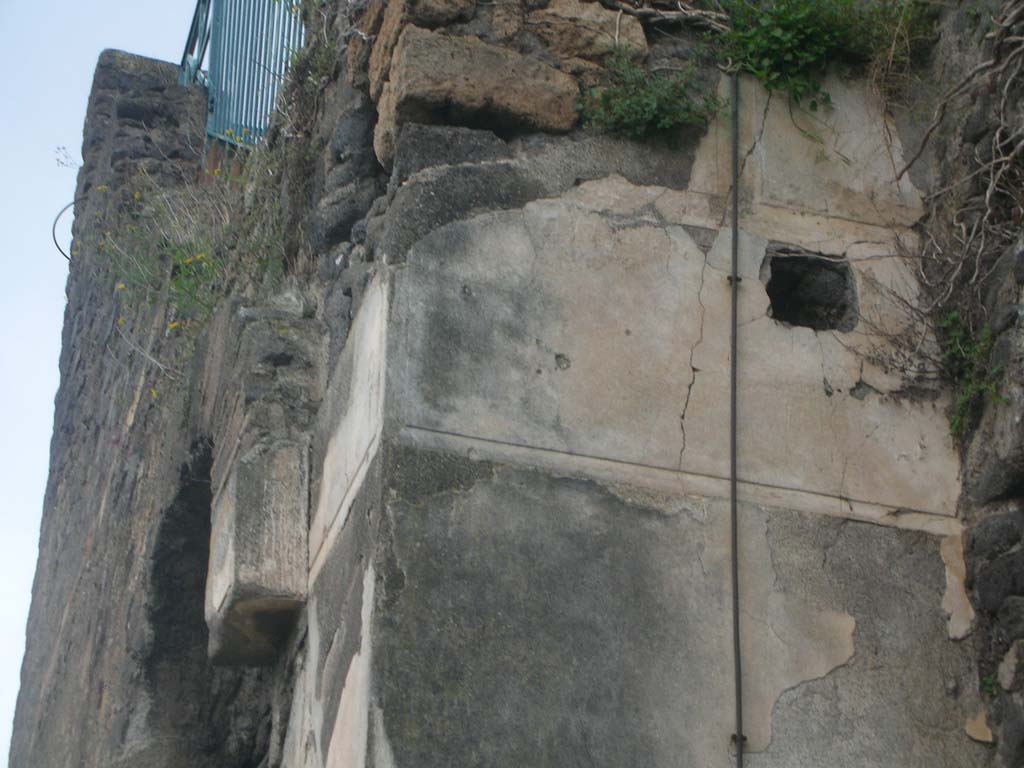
[8,51,274,768]
[11,2,1021,767]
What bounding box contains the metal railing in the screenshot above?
[180,0,305,145]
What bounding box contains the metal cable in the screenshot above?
[730,71,745,768]
[52,197,85,263]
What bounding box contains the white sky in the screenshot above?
[0,2,196,764]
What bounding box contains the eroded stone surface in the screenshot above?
[9,51,272,768]
[206,439,309,665]
[527,0,647,60]
[373,26,579,166]
[368,0,477,99]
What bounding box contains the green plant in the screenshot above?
[718,0,937,106]
[965,7,982,32]
[166,244,226,317]
[982,673,999,697]
[938,311,1004,436]
[100,160,261,332]
[579,50,720,142]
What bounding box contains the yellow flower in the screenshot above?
[183,256,194,265]
[116,282,126,291]
[96,185,110,192]
[168,320,180,330]
[133,191,141,201]
[196,252,206,260]
[117,316,126,326]
[149,388,158,399]
[212,168,221,177]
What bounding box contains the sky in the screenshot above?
[0,1,195,764]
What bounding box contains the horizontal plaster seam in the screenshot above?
[400,424,961,535]
[747,201,921,237]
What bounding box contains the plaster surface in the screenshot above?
[390,175,959,525]
[370,460,986,768]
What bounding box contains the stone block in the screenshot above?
[206,438,309,665]
[974,549,1024,613]
[368,0,477,100]
[528,0,647,60]
[373,26,579,166]
[391,124,512,185]
[347,0,387,87]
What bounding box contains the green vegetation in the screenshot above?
[580,1,938,140]
[982,673,999,697]
[938,311,1004,436]
[718,0,938,106]
[579,51,720,142]
[99,171,231,329]
[99,149,289,336]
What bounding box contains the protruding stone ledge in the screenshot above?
[206,438,310,665]
[202,291,326,666]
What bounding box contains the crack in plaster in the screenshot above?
[718,91,773,230]
[678,243,710,468]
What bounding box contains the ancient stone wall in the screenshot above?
[8,51,274,768]
[11,2,1022,767]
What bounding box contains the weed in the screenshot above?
[965,7,982,32]
[982,673,999,697]
[938,311,1004,436]
[579,50,720,142]
[717,0,937,106]
[100,143,292,334]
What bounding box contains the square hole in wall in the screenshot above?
[762,245,858,332]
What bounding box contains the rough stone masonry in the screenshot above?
[10,2,1022,767]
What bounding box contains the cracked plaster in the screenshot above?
[391,172,959,526]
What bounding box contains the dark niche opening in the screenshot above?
[144,439,272,768]
[764,245,858,332]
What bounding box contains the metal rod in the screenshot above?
[730,70,744,768]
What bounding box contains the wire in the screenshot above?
[52,197,85,263]
[730,71,745,768]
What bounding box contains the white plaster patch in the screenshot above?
[206,466,237,619]
[325,565,375,768]
[371,706,397,768]
[281,598,326,768]
[310,274,388,579]
[999,641,1021,691]
[705,506,856,753]
[941,534,976,640]
[965,709,994,743]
